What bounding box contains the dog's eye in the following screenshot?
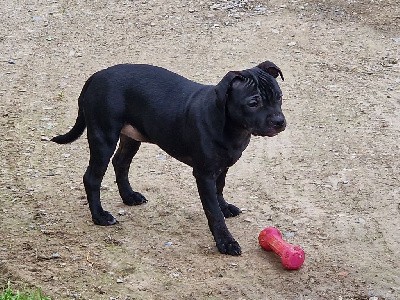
[247,97,260,108]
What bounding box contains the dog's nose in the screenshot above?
[271,115,286,129]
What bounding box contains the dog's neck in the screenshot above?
[223,117,251,148]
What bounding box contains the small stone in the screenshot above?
[317,234,329,240]
[170,272,180,278]
[116,278,124,283]
[337,271,349,277]
[164,241,173,246]
[356,217,366,225]
[156,153,166,161]
[283,231,295,238]
[41,136,50,141]
[287,41,297,46]
[391,37,400,43]
[188,8,195,13]
[118,209,126,216]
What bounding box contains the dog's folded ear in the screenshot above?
[257,61,284,81]
[215,71,244,109]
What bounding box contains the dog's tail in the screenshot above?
[51,108,85,144]
[51,76,93,144]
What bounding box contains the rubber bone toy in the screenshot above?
[258,226,305,270]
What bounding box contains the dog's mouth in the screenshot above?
[252,126,285,137]
[253,131,277,137]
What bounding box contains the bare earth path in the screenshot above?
[1,0,399,299]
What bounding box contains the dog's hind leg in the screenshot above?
[112,134,147,206]
[216,168,242,218]
[83,125,121,226]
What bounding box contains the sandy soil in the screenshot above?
[1,0,399,299]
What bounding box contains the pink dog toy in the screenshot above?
[258,226,305,270]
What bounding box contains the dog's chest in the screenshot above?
[220,137,251,167]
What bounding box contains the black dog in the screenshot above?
[52,61,286,256]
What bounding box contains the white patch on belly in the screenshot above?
[121,125,149,142]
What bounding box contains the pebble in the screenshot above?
[170,272,180,278]
[164,241,173,246]
[283,231,295,238]
[116,278,124,283]
[356,217,366,225]
[317,234,329,240]
[156,153,166,161]
[293,218,309,226]
[392,37,400,43]
[118,209,126,216]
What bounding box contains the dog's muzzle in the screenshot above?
[253,116,286,137]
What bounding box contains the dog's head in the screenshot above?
[215,61,286,137]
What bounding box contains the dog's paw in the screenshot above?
[216,239,242,256]
[92,210,118,226]
[123,191,148,206]
[221,204,242,218]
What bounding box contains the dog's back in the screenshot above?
[84,64,215,157]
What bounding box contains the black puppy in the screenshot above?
[52,61,286,256]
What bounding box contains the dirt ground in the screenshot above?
[1,0,399,299]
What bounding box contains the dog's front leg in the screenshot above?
[216,168,242,218]
[193,169,241,256]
